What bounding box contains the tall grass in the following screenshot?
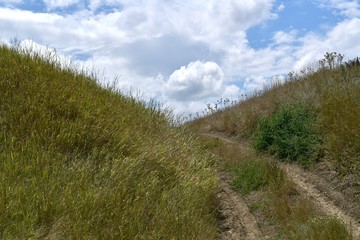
[0,44,218,239]
[193,54,360,183]
[318,65,360,176]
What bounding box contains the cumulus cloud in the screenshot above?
[165,61,225,101]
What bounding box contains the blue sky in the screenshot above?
[1,0,360,115]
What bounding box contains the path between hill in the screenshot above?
[204,132,360,240]
[216,168,263,240]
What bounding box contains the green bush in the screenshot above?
[253,105,320,168]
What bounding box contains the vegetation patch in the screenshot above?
[231,157,287,196]
[318,73,360,177]
[287,217,352,240]
[253,105,321,168]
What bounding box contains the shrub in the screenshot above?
[253,105,321,168]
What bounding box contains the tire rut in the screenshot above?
[282,163,360,239]
[217,170,263,240]
[203,133,263,240]
[204,132,360,239]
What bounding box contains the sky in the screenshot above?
[1,0,360,116]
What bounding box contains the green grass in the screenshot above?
[231,158,284,195]
[0,44,218,239]
[287,217,352,240]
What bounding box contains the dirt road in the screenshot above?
[205,133,360,240]
[216,169,262,240]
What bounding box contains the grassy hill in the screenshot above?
[192,52,360,182]
[190,52,359,239]
[0,44,218,239]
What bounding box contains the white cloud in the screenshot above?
[243,75,268,92]
[317,0,360,18]
[165,61,225,101]
[278,2,285,11]
[0,7,62,23]
[292,18,360,70]
[272,30,298,45]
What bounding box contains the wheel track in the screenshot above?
[217,170,263,240]
[204,132,360,239]
[282,163,360,239]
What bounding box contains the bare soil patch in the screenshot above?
[216,169,263,240]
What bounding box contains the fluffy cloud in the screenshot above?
[165,61,225,101]
[272,30,298,45]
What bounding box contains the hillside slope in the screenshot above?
[190,53,360,239]
[192,53,360,187]
[0,44,218,239]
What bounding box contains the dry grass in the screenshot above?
[192,54,360,185]
[0,44,218,239]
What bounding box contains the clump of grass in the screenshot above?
[0,43,218,239]
[287,217,352,240]
[231,158,286,195]
[231,158,269,195]
[253,105,321,168]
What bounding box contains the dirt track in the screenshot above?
[216,169,262,240]
[205,133,360,240]
[282,163,360,239]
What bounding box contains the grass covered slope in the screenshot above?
[0,44,217,239]
[193,53,360,182]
